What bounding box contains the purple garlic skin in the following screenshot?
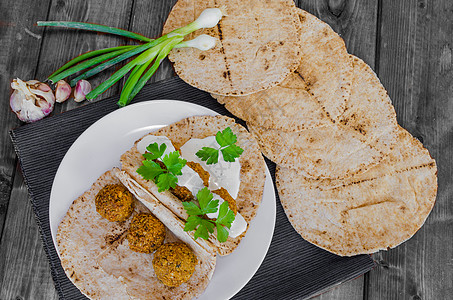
[74,80,92,102]
[55,80,71,103]
[10,78,55,123]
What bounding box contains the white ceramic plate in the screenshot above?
[50,100,276,300]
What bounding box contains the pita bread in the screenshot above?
[215,73,332,132]
[340,55,398,155]
[57,170,216,299]
[294,9,353,121]
[239,54,398,179]
[276,127,437,256]
[162,0,302,96]
[214,8,353,126]
[120,115,266,256]
[248,123,383,179]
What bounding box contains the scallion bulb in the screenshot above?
[175,34,217,51]
[193,8,224,29]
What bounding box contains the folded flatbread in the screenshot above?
[57,169,216,299]
[120,115,266,256]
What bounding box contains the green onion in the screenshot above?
[47,46,133,81]
[124,37,184,106]
[37,21,152,42]
[118,61,153,107]
[49,46,136,84]
[68,43,155,86]
[41,7,225,106]
[118,37,183,107]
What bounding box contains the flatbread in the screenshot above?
[214,8,353,127]
[276,127,437,256]
[162,0,302,96]
[215,73,332,132]
[120,115,266,256]
[339,55,398,155]
[57,170,216,299]
[243,54,399,179]
[248,123,383,179]
[294,9,353,121]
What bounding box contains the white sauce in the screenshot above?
[136,135,205,195]
[206,195,247,238]
[137,135,175,157]
[137,134,246,238]
[179,136,241,199]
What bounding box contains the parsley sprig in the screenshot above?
[137,142,187,192]
[183,187,235,242]
[196,127,244,165]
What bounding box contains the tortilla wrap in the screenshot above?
[120,115,266,256]
[57,169,216,299]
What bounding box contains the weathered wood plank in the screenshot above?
[0,0,135,298]
[368,0,453,299]
[317,276,365,300]
[0,169,59,300]
[0,0,51,244]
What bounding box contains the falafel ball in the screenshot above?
[128,213,166,253]
[152,242,198,287]
[95,184,134,222]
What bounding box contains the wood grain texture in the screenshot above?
[0,170,58,300]
[367,0,453,299]
[0,0,51,243]
[317,276,364,300]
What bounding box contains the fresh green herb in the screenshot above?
[142,142,167,160]
[38,8,224,106]
[196,127,244,164]
[183,187,235,242]
[137,143,186,192]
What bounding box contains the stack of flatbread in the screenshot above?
[164,3,438,256]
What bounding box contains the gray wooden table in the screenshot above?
[1,0,452,299]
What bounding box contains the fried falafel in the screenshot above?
[213,187,238,215]
[186,161,210,187]
[127,213,166,253]
[95,184,134,222]
[152,242,198,287]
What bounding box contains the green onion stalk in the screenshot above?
[38,7,224,107]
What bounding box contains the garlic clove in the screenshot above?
[74,80,92,102]
[10,78,55,123]
[55,80,72,103]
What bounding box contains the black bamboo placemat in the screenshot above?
[10,77,375,300]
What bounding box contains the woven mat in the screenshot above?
[9,77,375,300]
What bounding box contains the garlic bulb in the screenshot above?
[74,80,92,102]
[55,80,71,103]
[10,78,55,123]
